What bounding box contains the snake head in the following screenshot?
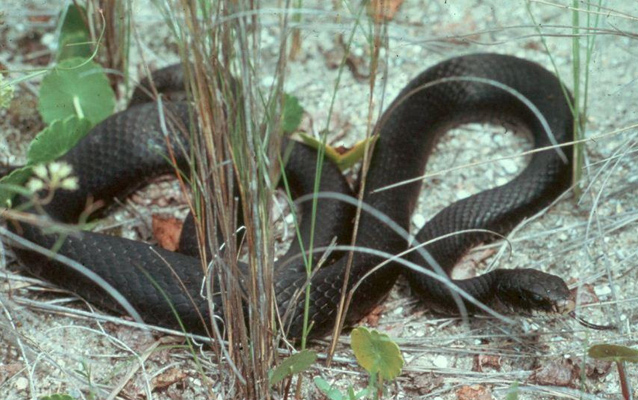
[496,269,575,315]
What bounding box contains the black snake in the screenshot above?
[5,53,577,339]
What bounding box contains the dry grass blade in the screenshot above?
[151,1,294,397]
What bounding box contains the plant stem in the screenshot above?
[616,361,633,400]
[72,95,84,119]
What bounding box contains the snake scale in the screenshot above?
[6,53,575,339]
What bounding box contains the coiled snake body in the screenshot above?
[7,54,575,339]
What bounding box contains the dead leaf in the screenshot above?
[456,384,492,400]
[153,215,183,251]
[362,303,386,327]
[412,372,444,395]
[27,15,52,23]
[473,353,502,372]
[529,357,580,388]
[368,0,404,22]
[152,367,188,391]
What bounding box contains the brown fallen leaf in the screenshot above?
[412,372,444,395]
[456,384,492,400]
[530,358,576,387]
[473,352,502,372]
[528,356,611,388]
[152,367,188,391]
[368,0,405,22]
[153,215,183,251]
[362,303,386,327]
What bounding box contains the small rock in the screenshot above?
[432,355,448,368]
[594,285,611,297]
[501,159,518,174]
[14,377,28,391]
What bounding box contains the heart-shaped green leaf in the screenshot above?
[351,327,403,381]
[57,4,92,61]
[38,57,114,125]
[58,31,92,62]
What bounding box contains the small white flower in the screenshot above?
[26,178,45,192]
[61,176,79,191]
[57,162,73,179]
[48,161,60,175]
[33,164,48,179]
[27,161,78,193]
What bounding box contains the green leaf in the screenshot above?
[282,93,304,134]
[314,377,344,400]
[351,327,404,381]
[40,394,77,400]
[27,115,92,164]
[505,381,519,400]
[588,344,638,363]
[59,4,88,37]
[58,31,92,61]
[57,4,92,61]
[294,133,377,171]
[269,349,317,386]
[39,57,115,125]
[0,166,33,207]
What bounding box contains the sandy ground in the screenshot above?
[1,1,637,399]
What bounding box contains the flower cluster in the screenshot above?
[27,161,79,193]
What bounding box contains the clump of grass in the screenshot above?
[152,1,292,397]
